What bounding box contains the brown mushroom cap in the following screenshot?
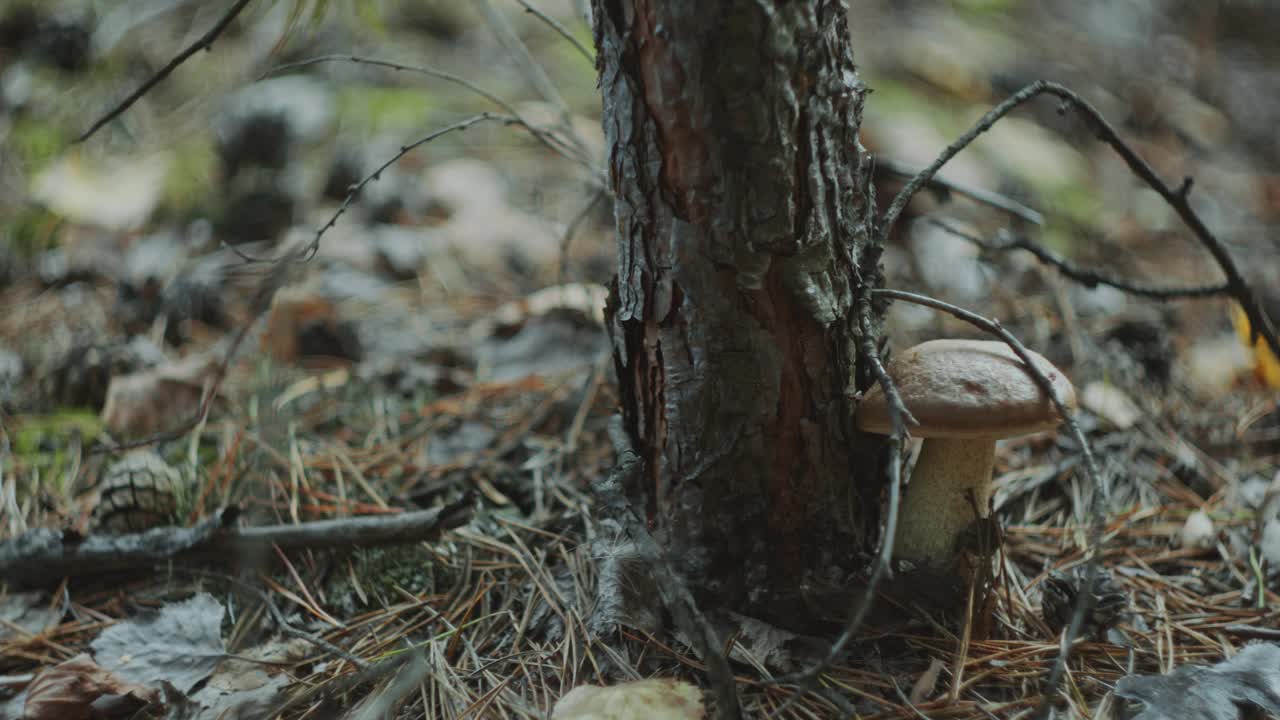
[857,339,1076,439]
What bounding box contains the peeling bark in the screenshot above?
[593,0,880,625]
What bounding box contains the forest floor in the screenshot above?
[1,1,1278,718]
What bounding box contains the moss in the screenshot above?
[160,137,219,215]
[4,204,64,259]
[8,116,67,172]
[335,85,441,132]
[9,410,104,498]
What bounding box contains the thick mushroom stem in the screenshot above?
[895,437,997,563]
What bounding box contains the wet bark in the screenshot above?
[592,0,881,625]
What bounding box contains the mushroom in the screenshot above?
[857,339,1076,576]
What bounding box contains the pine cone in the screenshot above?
[1041,567,1126,640]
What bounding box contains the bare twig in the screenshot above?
[93,243,301,454]
[880,80,1279,364]
[931,219,1230,300]
[476,0,571,117]
[875,157,1044,226]
[597,418,741,720]
[260,54,600,175]
[872,287,1106,719]
[514,0,595,63]
[558,187,608,284]
[77,0,255,143]
[476,0,600,169]
[299,112,508,262]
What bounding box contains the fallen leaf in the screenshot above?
[263,286,362,366]
[90,593,227,694]
[1112,642,1280,720]
[22,653,158,720]
[0,591,60,642]
[100,352,215,438]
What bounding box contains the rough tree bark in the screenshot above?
[592,1,882,626]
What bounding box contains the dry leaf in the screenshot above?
[909,658,946,705]
[22,653,158,720]
[101,352,215,438]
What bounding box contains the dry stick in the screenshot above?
[873,287,1106,720]
[875,157,1044,226]
[930,219,1228,300]
[514,0,595,63]
[0,502,472,589]
[880,79,1280,364]
[260,54,601,178]
[76,0,255,143]
[597,418,742,720]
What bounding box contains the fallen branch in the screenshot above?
[0,500,472,590]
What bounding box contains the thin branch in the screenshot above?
[930,219,1229,299]
[77,0,255,143]
[514,0,595,63]
[875,157,1044,226]
[299,112,508,262]
[477,0,571,117]
[476,0,599,167]
[260,54,601,176]
[879,80,1279,364]
[872,287,1107,720]
[558,187,608,284]
[94,242,301,454]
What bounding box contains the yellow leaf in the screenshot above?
[1231,302,1280,389]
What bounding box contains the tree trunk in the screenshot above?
[592,0,881,626]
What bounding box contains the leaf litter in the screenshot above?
[1,1,1280,719]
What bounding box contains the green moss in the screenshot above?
[161,137,219,214]
[8,117,67,172]
[12,411,103,456]
[335,85,440,131]
[4,205,64,259]
[9,411,104,498]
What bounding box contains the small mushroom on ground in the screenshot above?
[857,339,1076,592]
